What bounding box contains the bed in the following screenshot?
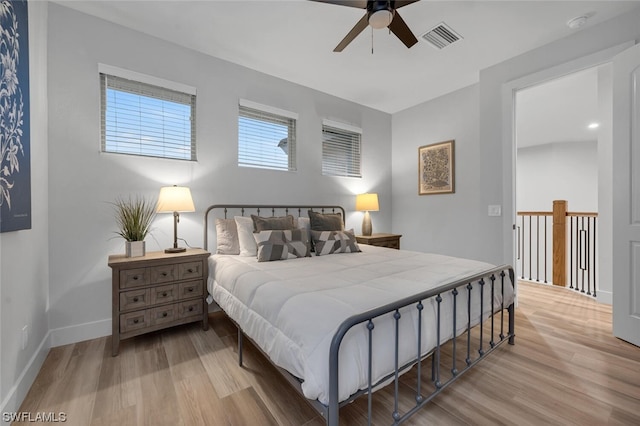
[204,204,515,425]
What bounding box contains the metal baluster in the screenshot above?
[434,295,442,389]
[392,310,401,422]
[499,271,505,340]
[416,302,424,403]
[536,215,540,281]
[529,215,532,280]
[544,216,548,283]
[366,320,374,426]
[451,290,458,376]
[466,283,472,366]
[593,217,597,297]
[490,274,496,348]
[587,217,592,295]
[580,217,585,293]
[478,279,485,356]
[569,216,574,289]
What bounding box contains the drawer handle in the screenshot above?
[188,306,194,312]
[162,272,168,276]
[162,292,168,297]
[133,276,139,281]
[187,268,194,273]
[162,312,168,318]
[133,319,139,324]
[133,297,139,302]
[188,288,194,292]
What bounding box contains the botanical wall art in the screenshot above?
[0,0,31,232]
[418,140,455,195]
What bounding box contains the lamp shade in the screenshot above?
[355,193,379,212]
[157,186,195,213]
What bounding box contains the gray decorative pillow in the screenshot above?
[308,210,344,231]
[215,218,240,255]
[254,229,310,262]
[251,214,295,232]
[311,229,361,256]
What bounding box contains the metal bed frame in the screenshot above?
[204,204,515,425]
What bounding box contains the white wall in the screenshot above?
[0,1,49,414]
[391,85,496,261]
[516,141,598,212]
[46,4,392,342]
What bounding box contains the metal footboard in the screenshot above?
[326,265,515,426]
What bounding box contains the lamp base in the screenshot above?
[164,247,187,253]
[362,211,373,236]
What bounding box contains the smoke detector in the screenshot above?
[567,13,593,30]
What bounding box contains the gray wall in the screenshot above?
[517,141,598,212]
[0,1,49,414]
[46,3,391,340]
[391,84,493,261]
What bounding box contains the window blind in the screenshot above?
[100,73,196,161]
[238,102,297,171]
[322,121,362,178]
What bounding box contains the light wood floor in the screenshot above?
[18,282,640,425]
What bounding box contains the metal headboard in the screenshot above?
[203,204,346,251]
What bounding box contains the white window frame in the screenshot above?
[99,64,197,161]
[321,119,362,178]
[238,99,298,172]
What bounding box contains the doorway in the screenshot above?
[514,66,602,297]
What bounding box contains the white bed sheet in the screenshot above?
[208,245,514,405]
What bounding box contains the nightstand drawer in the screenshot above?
[179,280,203,299]
[150,284,178,305]
[120,288,150,311]
[178,300,203,318]
[120,268,150,288]
[179,261,203,280]
[150,305,178,326]
[120,310,149,333]
[150,264,178,284]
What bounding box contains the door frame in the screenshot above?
[501,41,634,304]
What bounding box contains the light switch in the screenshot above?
[488,205,502,217]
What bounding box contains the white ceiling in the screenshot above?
[54,0,639,146]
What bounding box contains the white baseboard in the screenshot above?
[597,289,612,305]
[0,331,51,417]
[49,318,111,348]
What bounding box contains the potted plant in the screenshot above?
[112,195,156,257]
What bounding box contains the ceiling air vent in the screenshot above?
[420,22,463,50]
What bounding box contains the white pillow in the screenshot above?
[235,216,257,257]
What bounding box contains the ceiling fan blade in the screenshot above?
[394,0,420,9]
[388,11,418,48]
[308,0,367,9]
[334,14,369,52]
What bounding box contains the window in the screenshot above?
[238,99,297,171]
[322,119,362,178]
[100,66,196,161]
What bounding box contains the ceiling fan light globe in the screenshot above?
[369,9,393,29]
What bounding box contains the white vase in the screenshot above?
[126,241,145,258]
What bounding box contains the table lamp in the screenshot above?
[356,193,379,236]
[157,185,195,253]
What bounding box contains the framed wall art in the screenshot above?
[0,0,31,232]
[418,140,454,195]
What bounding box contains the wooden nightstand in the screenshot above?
[108,248,210,356]
[356,233,402,250]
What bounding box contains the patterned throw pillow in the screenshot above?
[311,229,361,256]
[253,229,310,262]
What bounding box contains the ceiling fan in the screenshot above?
[311,0,420,52]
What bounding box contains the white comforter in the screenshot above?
[208,245,514,405]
